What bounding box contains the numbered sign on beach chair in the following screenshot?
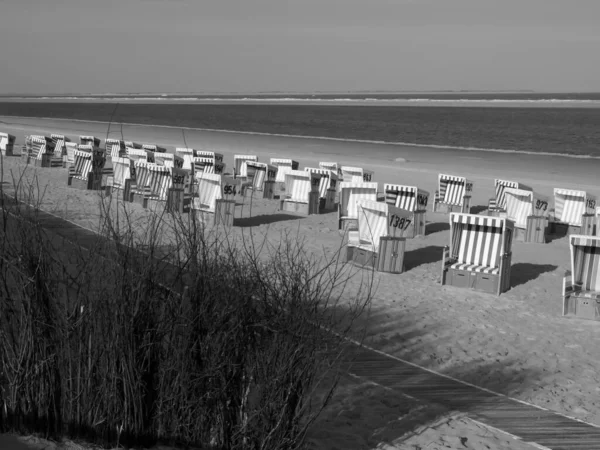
[504,187,550,243]
[234,154,258,178]
[68,147,105,190]
[563,235,600,320]
[193,157,226,175]
[338,182,378,230]
[280,170,322,215]
[340,166,374,183]
[196,150,224,163]
[105,138,126,158]
[383,184,430,238]
[79,135,101,147]
[192,172,234,226]
[441,213,514,296]
[0,132,16,156]
[346,200,409,273]
[244,161,277,198]
[551,188,597,235]
[489,179,532,211]
[305,167,339,210]
[433,173,474,214]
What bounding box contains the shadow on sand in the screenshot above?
[233,213,302,227]
[510,263,558,288]
[404,245,444,270]
[469,205,488,215]
[425,222,450,236]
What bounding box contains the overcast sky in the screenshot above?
[1,0,599,94]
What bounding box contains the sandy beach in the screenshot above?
[2,115,600,450]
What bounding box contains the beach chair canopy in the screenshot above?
[142,144,166,153]
[339,182,379,220]
[284,170,321,203]
[319,161,338,173]
[305,167,339,197]
[105,138,125,158]
[448,213,514,275]
[127,148,149,164]
[340,166,374,183]
[0,132,15,146]
[270,158,299,182]
[354,200,411,252]
[438,174,473,206]
[569,235,600,295]
[383,184,430,212]
[504,188,549,229]
[553,188,596,226]
[193,172,223,211]
[79,136,100,147]
[492,179,532,210]
[196,150,224,162]
[194,157,225,174]
[72,149,99,177]
[234,154,258,177]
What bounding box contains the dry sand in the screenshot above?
[2,116,600,449]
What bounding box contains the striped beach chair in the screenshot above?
[280,170,322,215]
[131,160,154,201]
[79,136,101,147]
[338,182,379,230]
[551,188,597,234]
[0,132,16,156]
[305,167,339,210]
[106,156,135,200]
[319,161,339,176]
[563,235,600,320]
[244,161,277,197]
[441,213,514,295]
[489,179,532,212]
[142,143,166,153]
[433,173,474,214]
[127,148,149,164]
[196,150,224,163]
[105,138,126,159]
[383,184,430,238]
[504,187,550,243]
[340,166,374,183]
[271,158,299,182]
[193,156,226,175]
[192,172,234,226]
[28,135,54,159]
[50,134,70,157]
[64,142,78,167]
[234,154,258,179]
[346,200,410,273]
[175,147,195,170]
[68,147,105,190]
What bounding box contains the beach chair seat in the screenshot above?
[504,187,550,243]
[563,235,600,320]
[233,154,258,179]
[280,170,322,215]
[551,188,597,236]
[441,213,514,295]
[346,200,409,273]
[243,162,277,198]
[79,135,101,147]
[433,173,473,214]
[488,179,531,212]
[68,147,105,190]
[340,165,374,184]
[305,167,339,210]
[191,172,234,226]
[0,132,16,156]
[338,182,378,230]
[383,184,430,238]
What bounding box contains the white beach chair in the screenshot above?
[192,172,234,226]
[304,167,339,210]
[105,138,126,159]
[79,135,101,147]
[233,154,258,179]
[126,148,149,164]
[50,134,70,158]
[504,187,550,243]
[270,158,299,182]
[319,161,340,176]
[107,156,135,200]
[551,188,597,235]
[68,147,105,190]
[338,182,378,230]
[0,132,16,156]
[280,170,322,215]
[563,235,600,320]
[340,166,374,183]
[243,161,277,198]
[383,184,430,238]
[64,142,78,168]
[433,173,474,214]
[346,200,409,273]
[489,179,532,212]
[441,213,514,296]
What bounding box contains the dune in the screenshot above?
[2,116,600,449]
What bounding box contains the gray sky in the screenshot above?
[1,0,599,94]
